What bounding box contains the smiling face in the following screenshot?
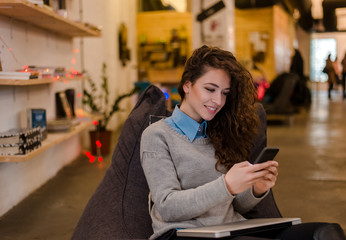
[180,68,231,123]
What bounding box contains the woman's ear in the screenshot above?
[183,81,191,94]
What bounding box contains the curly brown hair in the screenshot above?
[178,45,259,171]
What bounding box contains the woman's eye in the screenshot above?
[223,91,230,96]
[205,88,215,92]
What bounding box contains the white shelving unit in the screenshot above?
[0,0,102,162]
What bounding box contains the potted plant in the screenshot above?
[83,63,139,155]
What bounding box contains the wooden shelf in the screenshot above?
[0,118,99,162]
[0,76,86,86]
[0,0,101,37]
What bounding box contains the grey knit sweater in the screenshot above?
[140,120,267,240]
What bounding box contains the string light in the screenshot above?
[85,141,103,164]
[0,35,19,63]
[89,156,96,163]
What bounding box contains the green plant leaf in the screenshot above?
[83,89,100,112]
[82,62,140,131]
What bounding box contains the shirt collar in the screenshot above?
[171,105,207,142]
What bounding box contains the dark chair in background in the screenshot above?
[262,72,299,116]
[262,72,311,125]
[72,85,281,240]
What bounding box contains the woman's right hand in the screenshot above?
[224,161,278,195]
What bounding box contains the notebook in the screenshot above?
[176,218,301,238]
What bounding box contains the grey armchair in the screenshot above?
[72,85,281,240]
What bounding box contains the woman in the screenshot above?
[325,54,336,99]
[140,46,345,240]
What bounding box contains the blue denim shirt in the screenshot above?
[165,105,207,142]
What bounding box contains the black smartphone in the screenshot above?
[253,147,279,164]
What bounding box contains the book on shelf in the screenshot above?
[47,118,80,132]
[0,141,42,156]
[0,127,42,156]
[15,66,83,79]
[55,91,74,119]
[0,72,31,80]
[19,66,55,79]
[0,144,26,156]
[64,89,76,117]
[0,127,42,145]
[27,108,47,140]
[27,0,44,6]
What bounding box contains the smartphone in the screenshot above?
[253,147,279,164]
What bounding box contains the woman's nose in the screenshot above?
[212,93,222,105]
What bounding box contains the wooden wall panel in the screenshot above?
[273,5,296,75]
[136,11,193,84]
[235,7,275,81]
[137,11,192,49]
[235,6,296,82]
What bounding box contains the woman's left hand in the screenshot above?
[253,161,279,197]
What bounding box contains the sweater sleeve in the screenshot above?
[233,187,269,214]
[140,125,235,222]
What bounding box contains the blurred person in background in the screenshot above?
[341,52,346,99]
[324,54,335,99]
